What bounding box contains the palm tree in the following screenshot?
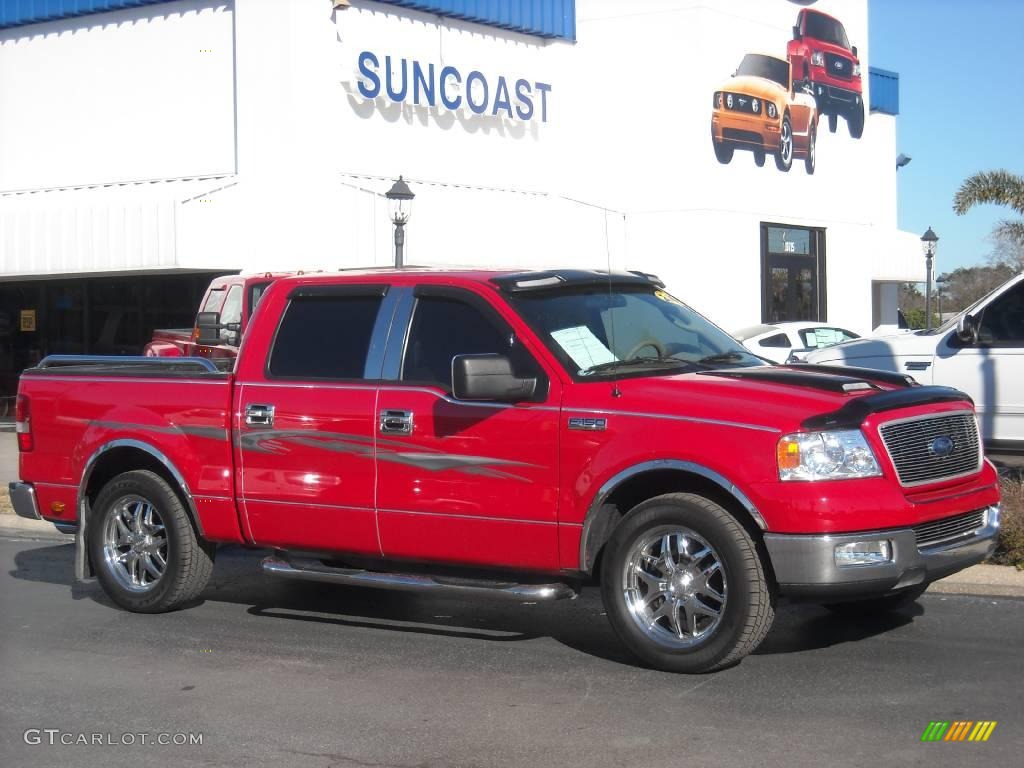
[953,169,1024,246]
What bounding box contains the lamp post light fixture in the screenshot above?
[385,176,415,268]
[920,226,939,331]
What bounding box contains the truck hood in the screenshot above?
[596,366,921,434]
[718,76,787,100]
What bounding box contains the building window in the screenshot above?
[760,223,826,323]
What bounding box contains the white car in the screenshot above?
[734,322,860,364]
[805,273,1024,452]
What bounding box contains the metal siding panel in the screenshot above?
[869,67,899,115]
[0,0,178,29]
[368,0,574,39]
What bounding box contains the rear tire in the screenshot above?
[804,122,816,175]
[600,493,775,673]
[89,470,214,613]
[824,584,928,615]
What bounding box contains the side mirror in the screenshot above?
[956,314,979,345]
[792,25,801,40]
[452,354,536,403]
[195,311,223,346]
[851,45,858,58]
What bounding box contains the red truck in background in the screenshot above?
[144,273,287,359]
[787,8,865,138]
[9,269,1001,672]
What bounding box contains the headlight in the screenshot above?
[751,98,759,113]
[811,50,825,67]
[777,430,882,481]
[767,102,777,119]
[714,91,723,108]
[726,93,734,108]
[852,63,861,76]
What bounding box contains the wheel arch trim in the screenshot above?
[75,438,204,581]
[578,460,768,573]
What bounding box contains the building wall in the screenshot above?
[0,0,923,336]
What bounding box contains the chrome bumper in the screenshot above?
[7,482,42,521]
[764,504,1000,599]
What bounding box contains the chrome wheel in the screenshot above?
[621,527,727,649]
[779,121,792,164]
[102,495,168,593]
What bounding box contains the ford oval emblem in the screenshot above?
[929,436,955,458]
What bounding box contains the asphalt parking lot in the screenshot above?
[1,529,1021,768]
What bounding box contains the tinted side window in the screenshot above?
[978,283,1024,344]
[402,297,539,389]
[759,333,791,348]
[219,285,243,342]
[269,296,382,379]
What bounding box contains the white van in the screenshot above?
[806,273,1024,452]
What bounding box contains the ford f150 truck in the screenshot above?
[787,8,864,138]
[143,273,286,359]
[9,269,1002,673]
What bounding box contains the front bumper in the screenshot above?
[808,80,862,114]
[764,504,1000,599]
[8,482,42,521]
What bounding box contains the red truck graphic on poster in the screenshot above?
[787,8,865,138]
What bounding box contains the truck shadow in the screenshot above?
[10,542,923,667]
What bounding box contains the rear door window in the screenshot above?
[269,294,384,379]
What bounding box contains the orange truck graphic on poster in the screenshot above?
[711,54,818,174]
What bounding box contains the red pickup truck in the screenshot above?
[787,8,865,138]
[9,269,1001,672]
[143,273,285,359]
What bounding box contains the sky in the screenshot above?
[870,0,1024,275]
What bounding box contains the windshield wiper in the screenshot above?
[696,352,750,366]
[583,356,691,375]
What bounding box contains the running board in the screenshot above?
[262,556,578,601]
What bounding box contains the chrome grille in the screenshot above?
[914,509,987,549]
[879,412,981,487]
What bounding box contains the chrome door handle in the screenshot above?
[245,404,275,427]
[379,409,414,435]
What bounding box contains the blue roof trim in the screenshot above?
[869,67,899,116]
[374,0,575,41]
[0,0,177,30]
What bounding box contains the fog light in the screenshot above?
[835,540,891,567]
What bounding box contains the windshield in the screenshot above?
[510,286,764,378]
[736,54,789,89]
[923,275,1023,335]
[804,12,850,49]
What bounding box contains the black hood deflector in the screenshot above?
[698,364,972,430]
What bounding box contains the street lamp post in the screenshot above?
[920,226,939,331]
[385,176,415,268]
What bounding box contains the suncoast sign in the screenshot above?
[356,52,552,123]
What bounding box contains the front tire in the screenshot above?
[774,115,793,172]
[600,493,775,673]
[712,137,734,164]
[847,102,865,139]
[89,470,214,613]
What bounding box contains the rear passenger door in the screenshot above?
[375,286,562,570]
[237,284,390,554]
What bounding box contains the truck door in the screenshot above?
[932,280,1024,446]
[236,284,391,553]
[374,286,562,570]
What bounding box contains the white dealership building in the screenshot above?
[0,0,922,394]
